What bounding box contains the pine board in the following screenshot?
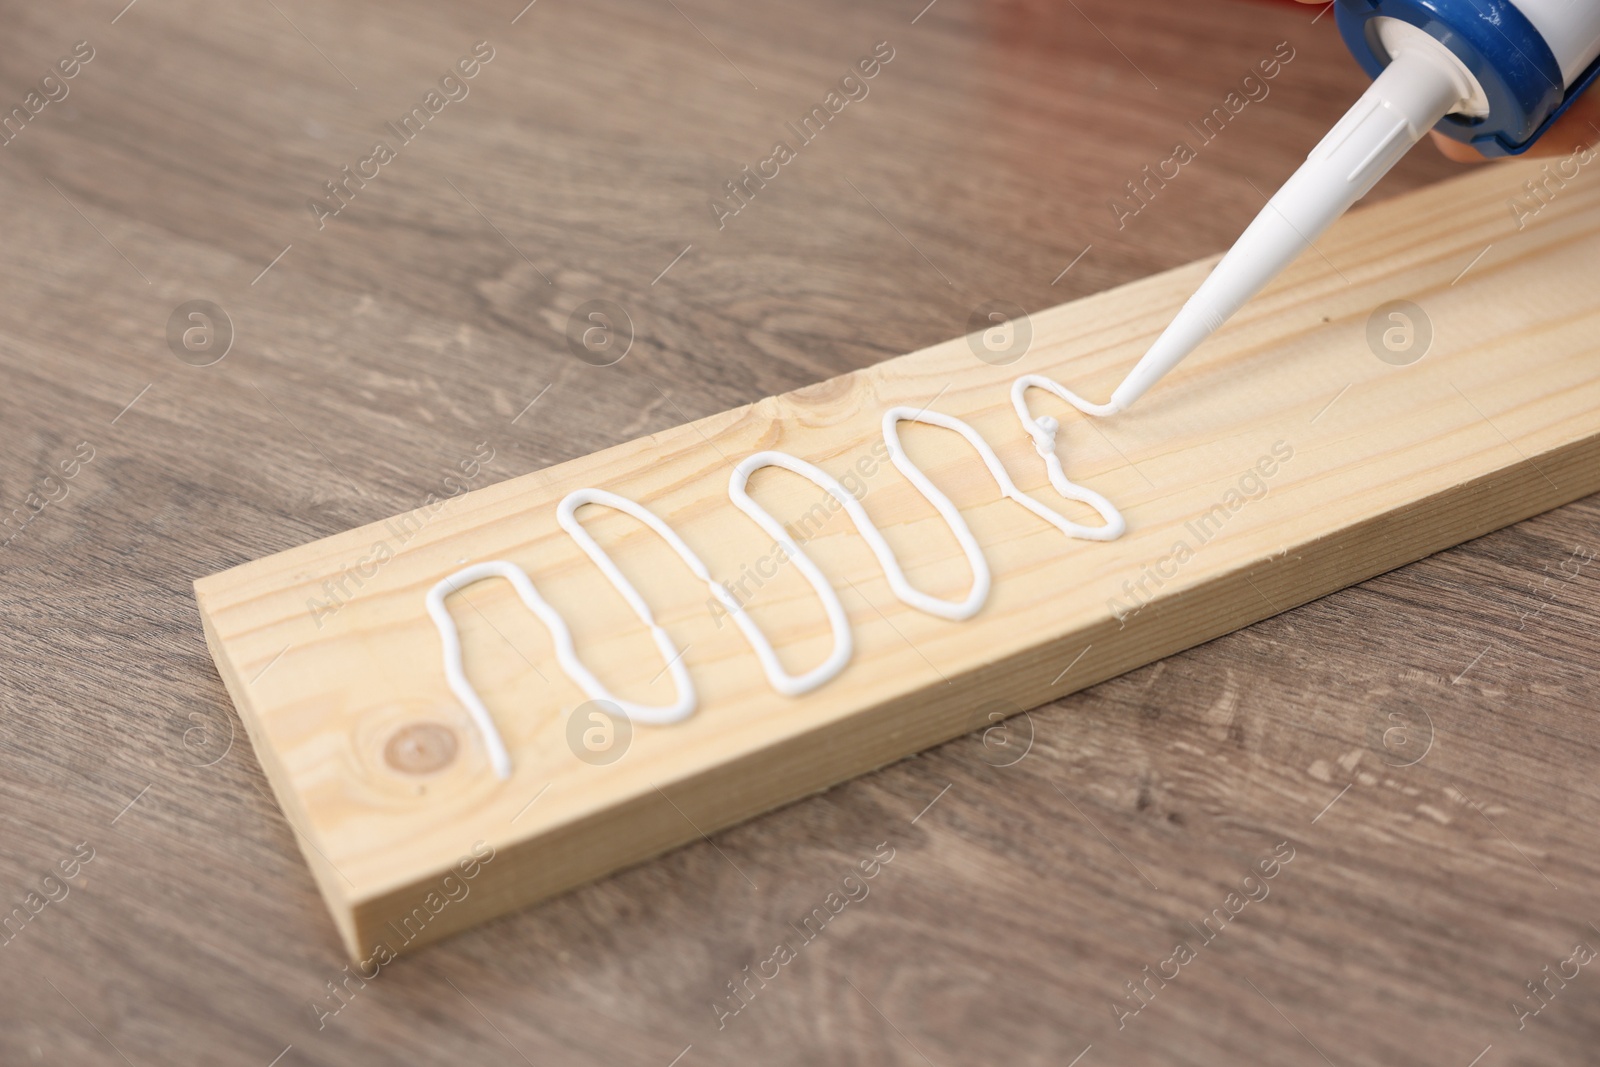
[195,157,1600,960]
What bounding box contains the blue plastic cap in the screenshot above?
[1334,0,1591,156]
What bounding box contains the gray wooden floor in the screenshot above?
[1,0,1596,1064]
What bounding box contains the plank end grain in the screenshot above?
[195,158,1600,961]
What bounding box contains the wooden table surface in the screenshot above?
[3,1,1597,1064]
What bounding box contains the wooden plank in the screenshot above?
[194,156,1600,960]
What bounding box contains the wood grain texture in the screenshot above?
[197,155,1600,965]
[2,0,1598,1064]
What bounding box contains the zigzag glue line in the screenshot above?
[426,376,1125,779]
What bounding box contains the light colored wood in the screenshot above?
[195,156,1600,961]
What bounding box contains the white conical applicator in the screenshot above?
[1108,38,1479,412]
